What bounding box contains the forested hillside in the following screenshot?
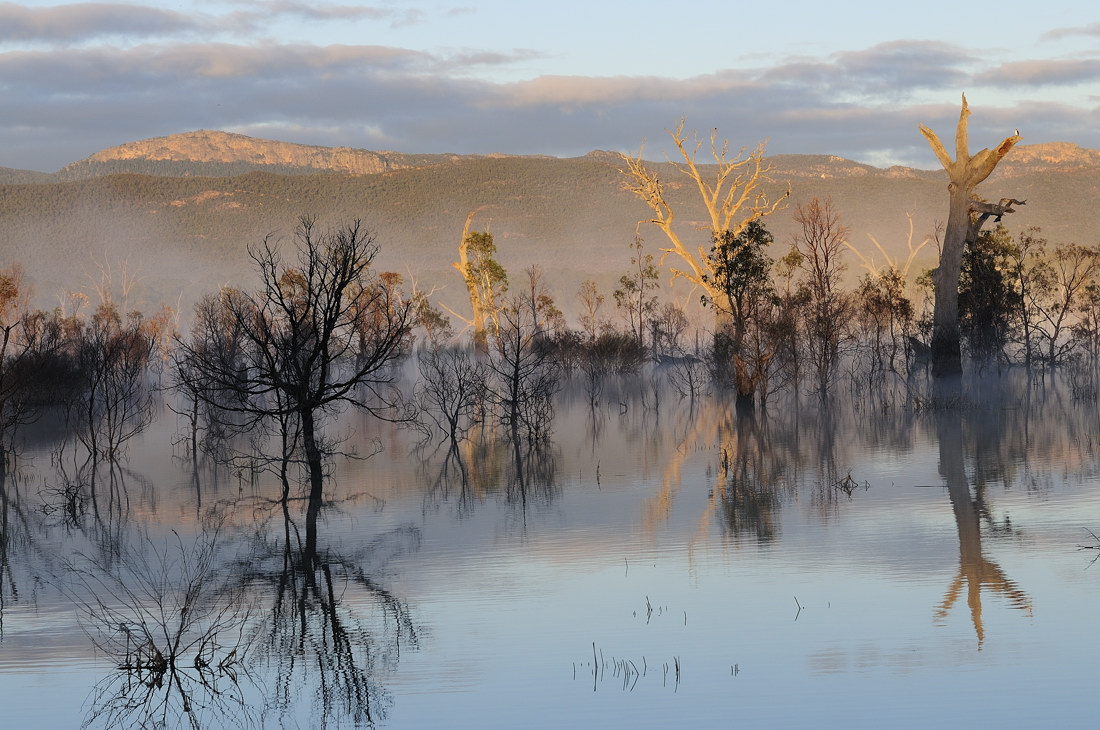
[3,135,1098,327]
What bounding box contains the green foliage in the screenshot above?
[613,236,660,348]
[958,224,1020,363]
[703,220,775,315]
[464,231,509,301]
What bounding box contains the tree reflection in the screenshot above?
[70,528,258,730]
[505,430,559,519]
[0,464,45,636]
[715,410,785,543]
[933,385,1032,649]
[235,496,420,728]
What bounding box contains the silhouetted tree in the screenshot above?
[959,224,1019,366]
[176,216,414,504]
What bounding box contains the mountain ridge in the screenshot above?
[5,129,1097,183]
[3,131,1098,326]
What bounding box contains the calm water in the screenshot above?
[2,372,1100,728]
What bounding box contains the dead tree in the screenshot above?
[620,119,787,316]
[621,119,787,404]
[176,217,413,504]
[919,95,1023,376]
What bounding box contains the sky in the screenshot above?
[2,0,1099,172]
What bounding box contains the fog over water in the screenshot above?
[1,369,1099,728]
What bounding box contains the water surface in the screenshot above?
[2,374,1099,728]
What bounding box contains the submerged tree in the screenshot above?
[176,216,414,503]
[919,94,1023,376]
[453,212,508,352]
[613,235,660,349]
[703,220,776,405]
[70,301,162,462]
[576,279,606,341]
[793,198,852,394]
[488,294,562,444]
[620,119,787,338]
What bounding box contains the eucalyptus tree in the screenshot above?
[453,212,508,351]
[919,95,1023,376]
[176,216,414,503]
[613,234,660,349]
[703,220,776,405]
[620,118,787,323]
[958,224,1019,366]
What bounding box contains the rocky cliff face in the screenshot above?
[56,131,1100,182]
[66,130,406,175]
[995,142,1100,177]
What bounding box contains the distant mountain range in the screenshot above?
[3,131,1099,324]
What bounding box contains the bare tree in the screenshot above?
[414,344,487,448]
[70,301,159,461]
[793,198,852,394]
[1012,233,1100,368]
[919,95,1023,376]
[620,119,787,320]
[576,279,606,341]
[488,295,561,443]
[0,266,40,466]
[176,216,413,504]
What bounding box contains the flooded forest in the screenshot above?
[4,123,1100,727]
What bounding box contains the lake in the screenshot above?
[2,370,1099,728]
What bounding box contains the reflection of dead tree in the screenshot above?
[63,528,257,730]
[714,409,793,544]
[41,454,150,556]
[1,464,47,637]
[934,404,1031,649]
[236,501,420,729]
[417,440,480,515]
[505,435,560,520]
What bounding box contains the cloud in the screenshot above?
[0,1,435,46]
[976,59,1100,87]
[1,27,1098,173]
[0,2,208,43]
[224,1,426,29]
[1041,22,1100,41]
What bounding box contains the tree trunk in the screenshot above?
[931,185,972,376]
[919,95,1021,378]
[733,353,756,413]
[301,407,325,504]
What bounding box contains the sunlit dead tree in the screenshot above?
[919,95,1023,376]
[620,118,787,320]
